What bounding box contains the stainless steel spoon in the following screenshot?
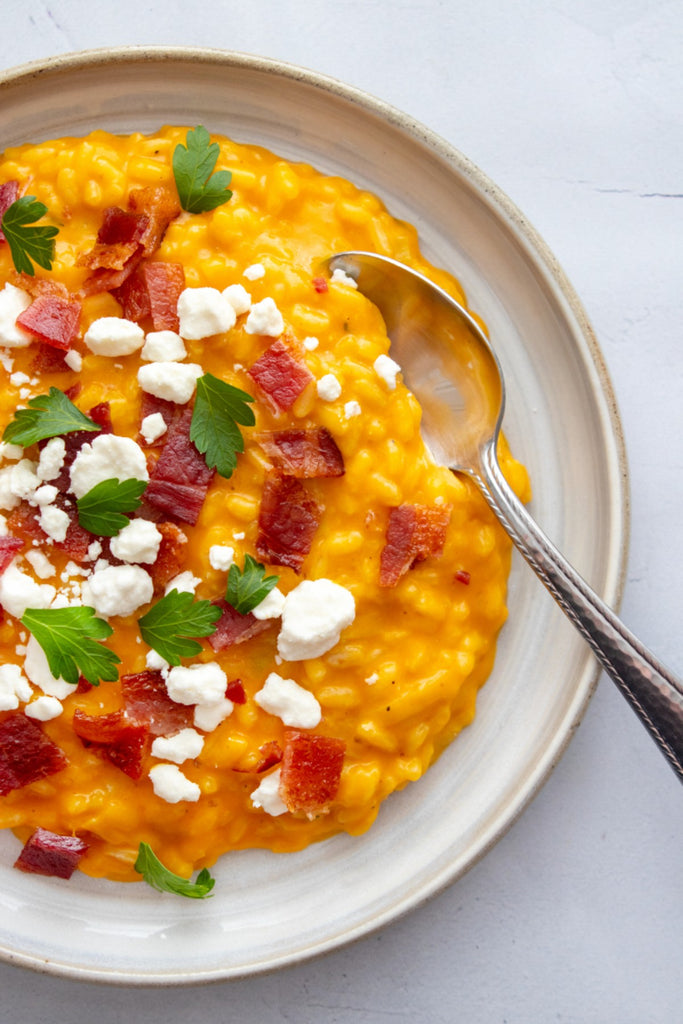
[327,250,683,781]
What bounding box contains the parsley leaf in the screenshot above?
[2,387,100,447]
[226,554,279,615]
[1,195,59,275]
[135,842,215,899]
[21,606,120,686]
[77,478,147,537]
[138,589,222,666]
[190,373,255,479]
[172,126,233,214]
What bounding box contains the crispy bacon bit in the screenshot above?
[121,670,192,737]
[453,569,471,586]
[208,600,272,652]
[0,536,23,573]
[14,827,89,879]
[256,472,322,573]
[0,180,20,244]
[256,428,344,479]
[97,207,149,247]
[149,522,188,590]
[279,731,345,815]
[255,740,283,773]
[16,294,81,351]
[225,679,247,704]
[128,186,181,255]
[379,503,451,587]
[312,276,328,294]
[248,339,313,412]
[145,407,214,525]
[30,343,70,376]
[72,709,149,780]
[0,714,68,796]
[113,260,185,332]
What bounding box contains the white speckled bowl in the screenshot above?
[0,47,627,984]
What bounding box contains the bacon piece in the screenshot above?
[128,186,180,256]
[312,276,328,294]
[256,427,344,479]
[14,827,88,879]
[248,339,313,412]
[255,740,283,773]
[379,503,451,587]
[113,260,185,332]
[10,272,69,300]
[30,343,70,376]
[145,407,214,525]
[121,670,192,737]
[0,535,23,573]
[453,569,471,586]
[256,472,322,573]
[149,521,188,589]
[10,495,92,564]
[225,679,246,704]
[208,599,272,652]
[97,207,149,247]
[16,294,81,351]
[279,731,345,815]
[0,180,20,244]
[72,709,149,780]
[0,714,68,796]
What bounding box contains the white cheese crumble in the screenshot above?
[303,336,319,351]
[39,505,70,543]
[10,371,30,387]
[244,297,284,337]
[208,544,234,572]
[165,662,227,706]
[137,361,203,404]
[23,635,72,698]
[140,411,168,444]
[316,374,342,402]
[83,316,145,357]
[151,728,204,764]
[145,648,170,673]
[148,763,201,804]
[84,540,102,562]
[251,587,286,621]
[8,459,40,501]
[0,565,56,618]
[63,349,83,372]
[243,263,265,281]
[109,519,162,565]
[193,698,234,732]
[330,268,358,289]
[344,400,361,419]
[365,673,379,685]
[0,284,32,347]
[69,434,149,499]
[31,484,60,506]
[254,671,322,729]
[373,353,401,390]
[140,330,187,362]
[25,695,63,721]
[25,549,55,579]
[250,767,287,816]
[222,283,251,316]
[165,571,201,596]
[0,468,20,511]
[37,437,66,481]
[177,287,236,340]
[277,579,355,661]
[0,663,32,711]
[0,442,23,461]
[81,564,153,618]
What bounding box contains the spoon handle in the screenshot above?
[478,446,683,781]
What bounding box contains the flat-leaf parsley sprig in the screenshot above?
[2,387,100,447]
[172,125,233,214]
[226,554,279,615]
[1,195,59,275]
[135,842,215,899]
[190,373,255,479]
[77,478,147,537]
[21,606,121,686]
[137,589,222,666]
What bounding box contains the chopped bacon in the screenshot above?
[247,339,313,413]
[72,709,149,780]
[30,343,70,376]
[149,521,188,589]
[0,714,68,796]
[0,180,20,244]
[113,260,185,332]
[379,503,451,587]
[255,740,283,773]
[279,731,345,815]
[10,496,92,564]
[208,600,272,652]
[128,186,181,256]
[0,535,23,573]
[256,472,322,573]
[16,294,81,351]
[10,272,70,300]
[453,569,471,586]
[225,679,246,704]
[145,407,214,525]
[121,670,192,737]
[97,207,149,247]
[14,827,89,879]
[312,276,328,294]
[137,392,184,447]
[36,399,110,494]
[256,428,344,479]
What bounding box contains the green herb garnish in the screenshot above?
[2,387,99,447]
[1,195,59,275]
[76,478,147,537]
[190,373,255,479]
[21,606,120,686]
[172,125,233,214]
[226,554,279,616]
[134,842,215,899]
[137,589,222,666]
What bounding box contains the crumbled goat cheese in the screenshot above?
[365,673,379,685]
[303,336,319,351]
[151,728,205,764]
[146,648,170,673]
[30,484,58,507]
[330,268,358,289]
[277,579,355,661]
[177,287,236,340]
[83,316,145,356]
[9,459,40,501]
[251,587,286,621]
[0,565,56,618]
[140,330,187,362]
[316,374,342,402]
[0,284,33,347]
[84,540,102,562]
[0,513,7,536]
[0,663,32,711]
[0,442,23,461]
[0,468,20,511]
[25,549,55,579]
[148,763,201,804]
[36,437,66,482]
[165,663,228,706]
[109,519,162,565]
[254,671,322,729]
[81,564,154,618]
[233,531,245,541]
[69,434,148,499]
[243,263,265,281]
[63,349,83,372]
[137,361,203,404]
[344,400,361,419]
[10,371,30,387]
[222,283,251,316]
[140,412,168,444]
[193,698,234,732]
[244,297,284,337]
[250,767,287,816]
[25,695,63,721]
[208,544,234,572]
[23,635,72,698]
[373,353,401,390]
[38,505,70,543]
[165,570,201,595]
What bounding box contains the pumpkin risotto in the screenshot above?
[0,126,529,891]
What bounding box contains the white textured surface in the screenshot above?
[0,3,681,1021]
